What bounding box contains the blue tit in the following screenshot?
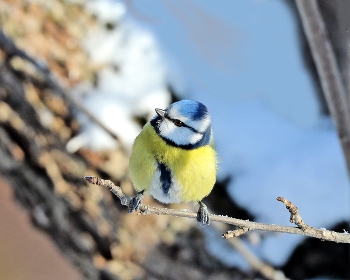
[128,100,217,226]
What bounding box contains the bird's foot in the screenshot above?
[128,191,144,213]
[197,201,210,226]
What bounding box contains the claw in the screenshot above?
[197,201,210,226]
[128,190,144,213]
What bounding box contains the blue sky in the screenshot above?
[132,0,319,128]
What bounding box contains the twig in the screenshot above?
[84,176,350,243]
[88,175,289,279]
[295,0,350,175]
[277,196,307,230]
[223,226,249,238]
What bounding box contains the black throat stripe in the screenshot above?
[157,161,172,196]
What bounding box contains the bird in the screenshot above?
[128,99,217,226]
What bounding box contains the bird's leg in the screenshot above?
[197,201,210,226]
[128,190,144,213]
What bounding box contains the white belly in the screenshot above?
[148,169,183,204]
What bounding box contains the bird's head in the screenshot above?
[151,100,213,149]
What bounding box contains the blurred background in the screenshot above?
[0,0,349,279]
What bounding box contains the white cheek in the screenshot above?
[158,120,201,145]
[185,116,211,133]
[187,131,202,144]
[158,119,176,135]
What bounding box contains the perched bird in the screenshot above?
[128,100,217,226]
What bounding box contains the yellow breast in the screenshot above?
[129,122,217,203]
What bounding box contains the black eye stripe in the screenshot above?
[164,114,202,134]
[150,115,211,149]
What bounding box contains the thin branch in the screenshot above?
[223,226,249,238]
[84,176,350,243]
[90,175,289,279]
[277,196,307,229]
[295,0,350,176]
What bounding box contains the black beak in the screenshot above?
[155,108,166,118]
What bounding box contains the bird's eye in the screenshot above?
[173,119,183,127]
